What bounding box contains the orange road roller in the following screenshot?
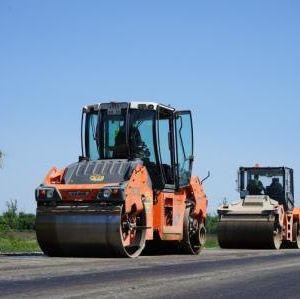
[35,102,208,257]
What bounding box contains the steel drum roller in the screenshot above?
[36,205,146,257]
[218,217,280,249]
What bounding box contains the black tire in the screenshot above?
[120,205,147,257]
[271,227,282,250]
[291,222,300,249]
[181,206,205,255]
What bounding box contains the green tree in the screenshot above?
[0,199,36,231]
[17,212,35,230]
[1,199,18,230]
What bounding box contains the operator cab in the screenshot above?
[238,166,294,211]
[81,102,194,190]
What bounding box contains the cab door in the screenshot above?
[174,111,194,188]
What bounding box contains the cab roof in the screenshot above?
[83,101,175,112]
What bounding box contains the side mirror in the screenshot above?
[201,171,211,184]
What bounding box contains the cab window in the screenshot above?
[99,109,127,159]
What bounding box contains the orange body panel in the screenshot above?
[281,208,300,242]
[153,176,208,241]
[189,176,208,220]
[124,164,154,240]
[153,190,186,240]
[292,207,300,218]
[44,167,65,185]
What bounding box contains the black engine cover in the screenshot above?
[63,159,141,184]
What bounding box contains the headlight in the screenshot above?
[46,189,54,199]
[97,188,123,201]
[103,188,112,199]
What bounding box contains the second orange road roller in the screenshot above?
[218,166,300,249]
[35,101,208,257]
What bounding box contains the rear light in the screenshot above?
[38,189,46,200]
[112,189,119,195]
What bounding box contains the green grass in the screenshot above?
[205,234,219,249]
[0,231,41,253]
[0,231,219,253]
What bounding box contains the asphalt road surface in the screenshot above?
[1,249,300,298]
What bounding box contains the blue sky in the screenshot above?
[0,0,299,213]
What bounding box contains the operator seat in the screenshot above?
[113,126,128,158]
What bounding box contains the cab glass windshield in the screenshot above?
[240,168,284,200]
[84,108,158,165]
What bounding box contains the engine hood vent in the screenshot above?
[63,159,142,184]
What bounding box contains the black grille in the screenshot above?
[63,159,141,184]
